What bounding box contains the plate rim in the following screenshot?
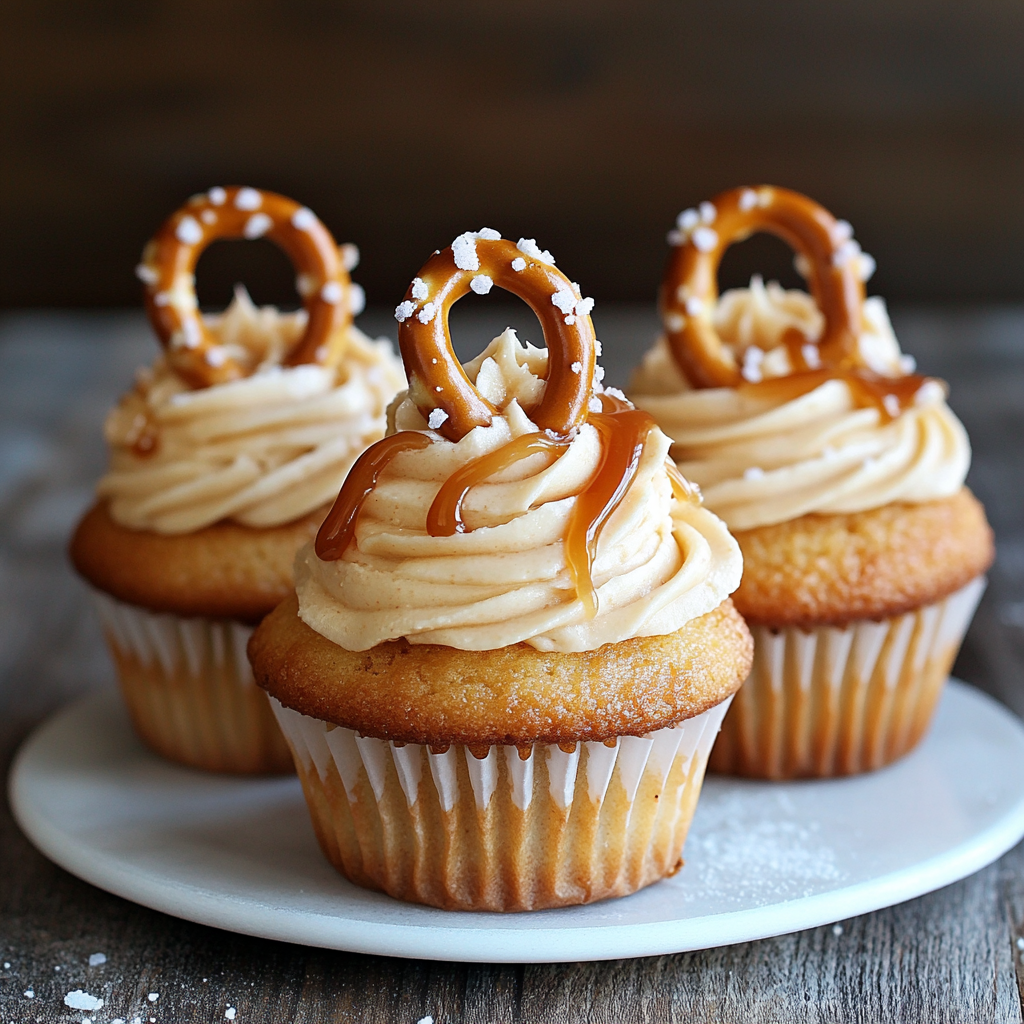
[11,680,1024,963]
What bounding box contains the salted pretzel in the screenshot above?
[136,186,353,388]
[395,232,596,442]
[661,186,871,389]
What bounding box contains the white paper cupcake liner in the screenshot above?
[710,576,986,779]
[270,695,733,911]
[91,590,293,774]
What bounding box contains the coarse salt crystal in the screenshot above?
[65,991,104,1011]
[575,296,594,316]
[571,361,583,374]
[691,226,718,252]
[175,216,203,245]
[427,408,448,430]
[416,302,437,324]
[666,229,684,246]
[225,1010,237,1021]
[551,288,576,315]
[677,208,700,232]
[883,394,900,418]
[207,186,227,206]
[395,301,416,323]
[234,187,262,210]
[243,213,272,239]
[516,238,555,265]
[856,252,877,282]
[604,386,627,402]
[685,296,704,316]
[899,353,917,374]
[291,207,317,231]
[470,275,493,295]
[699,200,716,223]
[743,467,765,480]
[295,273,317,297]
[834,219,854,242]
[511,257,526,272]
[452,232,480,271]
[594,365,605,383]
[594,339,602,357]
[349,282,366,315]
[410,277,429,301]
[664,312,685,333]
[564,315,576,325]
[320,281,343,304]
[832,238,861,268]
[205,347,229,367]
[801,343,822,369]
[88,953,107,967]
[340,242,360,270]
[476,227,500,240]
[739,189,758,211]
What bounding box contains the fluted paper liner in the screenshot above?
[710,576,986,779]
[271,695,732,911]
[91,591,293,774]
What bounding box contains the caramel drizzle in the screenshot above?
[315,431,433,560]
[741,333,931,421]
[426,432,570,536]
[315,399,663,618]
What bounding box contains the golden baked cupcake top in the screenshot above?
[297,231,743,654]
[629,186,971,531]
[98,187,405,534]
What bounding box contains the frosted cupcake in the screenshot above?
[630,186,993,779]
[249,231,752,910]
[70,187,405,773]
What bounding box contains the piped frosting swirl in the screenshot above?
[297,328,742,652]
[98,289,405,533]
[631,281,970,530]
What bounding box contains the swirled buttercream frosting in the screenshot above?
[296,328,743,653]
[630,279,971,531]
[98,289,405,533]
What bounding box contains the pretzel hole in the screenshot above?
[447,295,551,367]
[194,237,302,313]
[717,232,805,294]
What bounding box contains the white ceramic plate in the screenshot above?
[10,680,1024,963]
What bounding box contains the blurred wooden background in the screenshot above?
[2,0,1023,309]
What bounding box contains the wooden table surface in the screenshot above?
[2,305,1023,1023]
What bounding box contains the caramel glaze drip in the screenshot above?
[424,390,658,618]
[316,394,690,621]
[315,431,433,560]
[740,329,932,422]
[425,432,571,535]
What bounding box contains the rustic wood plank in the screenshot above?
[2,308,1024,1023]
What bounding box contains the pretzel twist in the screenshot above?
[661,186,868,388]
[396,235,596,441]
[136,186,352,388]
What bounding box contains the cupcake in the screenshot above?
[248,231,753,910]
[630,185,994,779]
[70,187,405,773]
